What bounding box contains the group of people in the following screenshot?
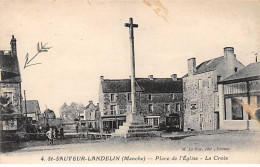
[46,125,64,145]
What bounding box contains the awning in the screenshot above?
[145,115,160,118]
[102,117,126,121]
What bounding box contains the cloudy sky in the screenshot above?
[1,0,260,116]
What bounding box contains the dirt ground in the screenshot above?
[1,130,260,164]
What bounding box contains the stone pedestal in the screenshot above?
[112,112,161,138]
[126,112,144,124]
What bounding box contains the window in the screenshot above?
[234,67,238,72]
[217,75,222,82]
[184,99,188,109]
[176,103,180,112]
[153,118,159,126]
[145,117,160,127]
[198,79,202,90]
[148,94,152,100]
[148,104,153,113]
[127,93,131,102]
[171,94,175,100]
[3,92,13,103]
[110,105,116,115]
[231,98,243,120]
[200,101,204,111]
[215,75,222,91]
[165,104,170,112]
[110,94,115,102]
[208,77,212,88]
[183,82,186,91]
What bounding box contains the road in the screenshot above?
[1,130,260,164]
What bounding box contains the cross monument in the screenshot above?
[125,18,144,123]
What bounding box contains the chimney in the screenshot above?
[89,100,93,104]
[188,58,196,75]
[100,76,104,82]
[10,35,17,57]
[171,74,177,81]
[129,75,131,79]
[148,75,153,80]
[224,47,234,59]
[224,47,235,74]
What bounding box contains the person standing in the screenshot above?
[105,125,109,134]
[46,124,50,132]
[54,127,59,139]
[76,124,79,133]
[59,126,64,139]
[46,128,54,145]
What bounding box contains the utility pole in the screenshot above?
[23,90,28,122]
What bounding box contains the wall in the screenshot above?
[100,91,184,127]
[184,54,245,131]
[214,56,244,82]
[183,71,216,131]
[84,103,97,120]
[0,82,22,114]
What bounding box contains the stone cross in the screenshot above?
[125,18,138,113]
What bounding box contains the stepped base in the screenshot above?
[111,122,161,138]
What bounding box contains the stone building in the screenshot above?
[99,75,183,133]
[0,35,22,131]
[80,100,100,129]
[183,47,244,131]
[218,62,260,131]
[22,100,41,124]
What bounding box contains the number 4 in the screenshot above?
[41,156,45,161]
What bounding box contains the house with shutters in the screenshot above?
[218,62,260,131]
[98,75,183,133]
[183,47,244,131]
[0,35,23,131]
[80,100,100,129]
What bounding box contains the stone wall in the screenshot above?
[183,53,245,131]
[183,71,216,131]
[100,92,184,126]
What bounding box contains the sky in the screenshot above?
[0,0,260,116]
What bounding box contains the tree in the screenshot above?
[44,109,56,119]
[59,102,85,121]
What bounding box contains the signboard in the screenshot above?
[191,104,197,110]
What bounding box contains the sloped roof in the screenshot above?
[86,102,99,111]
[22,100,41,114]
[0,52,21,83]
[101,78,183,93]
[182,56,224,78]
[220,62,260,83]
[195,56,224,74]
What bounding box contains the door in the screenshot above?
[214,112,220,130]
